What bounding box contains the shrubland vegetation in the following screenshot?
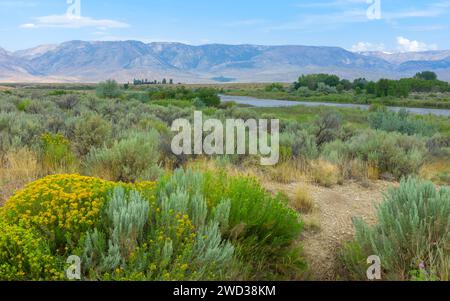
[0,80,448,281]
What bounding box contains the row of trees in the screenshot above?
[132,78,174,85]
[293,71,449,97]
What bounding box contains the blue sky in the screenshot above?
[0,0,449,52]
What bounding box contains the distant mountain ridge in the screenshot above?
[359,50,450,64]
[0,41,449,83]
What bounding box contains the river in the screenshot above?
[220,95,450,117]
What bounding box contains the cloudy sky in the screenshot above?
[0,0,449,52]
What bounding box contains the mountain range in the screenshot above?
[1,40,450,83]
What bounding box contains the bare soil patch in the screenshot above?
[265,180,394,280]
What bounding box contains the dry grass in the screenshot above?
[420,159,450,185]
[0,148,40,204]
[310,160,341,187]
[367,164,380,181]
[291,184,315,214]
[350,160,379,182]
[303,216,321,232]
[267,161,309,184]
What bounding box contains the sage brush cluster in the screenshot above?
[341,178,450,280]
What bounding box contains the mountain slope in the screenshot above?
[360,50,450,64]
[0,41,449,83]
[13,44,59,60]
[0,47,35,79]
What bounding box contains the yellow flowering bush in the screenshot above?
[1,174,157,251]
[0,174,162,280]
[3,174,114,237]
[0,220,63,281]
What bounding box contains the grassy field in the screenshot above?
[0,83,448,281]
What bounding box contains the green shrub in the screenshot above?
[192,97,206,108]
[265,83,285,92]
[56,94,79,110]
[228,107,261,120]
[323,129,427,180]
[317,82,338,94]
[96,80,121,99]
[195,88,220,107]
[48,90,67,96]
[426,134,450,156]
[314,111,342,147]
[280,130,318,162]
[202,171,304,278]
[205,172,302,248]
[158,169,305,279]
[40,133,76,173]
[349,130,427,179]
[82,187,150,274]
[86,130,162,182]
[73,114,112,156]
[341,178,450,280]
[296,86,314,97]
[369,109,436,136]
[16,99,31,112]
[0,112,45,151]
[158,170,235,273]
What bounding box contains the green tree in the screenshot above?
[414,71,438,81]
[196,88,220,107]
[366,82,377,95]
[376,79,390,97]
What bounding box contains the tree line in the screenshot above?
[132,78,174,86]
[293,71,449,97]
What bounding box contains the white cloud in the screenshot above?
[20,14,129,29]
[396,36,438,52]
[20,23,36,29]
[351,42,385,52]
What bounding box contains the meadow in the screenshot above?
[0,80,448,281]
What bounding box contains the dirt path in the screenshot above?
[265,180,393,280]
